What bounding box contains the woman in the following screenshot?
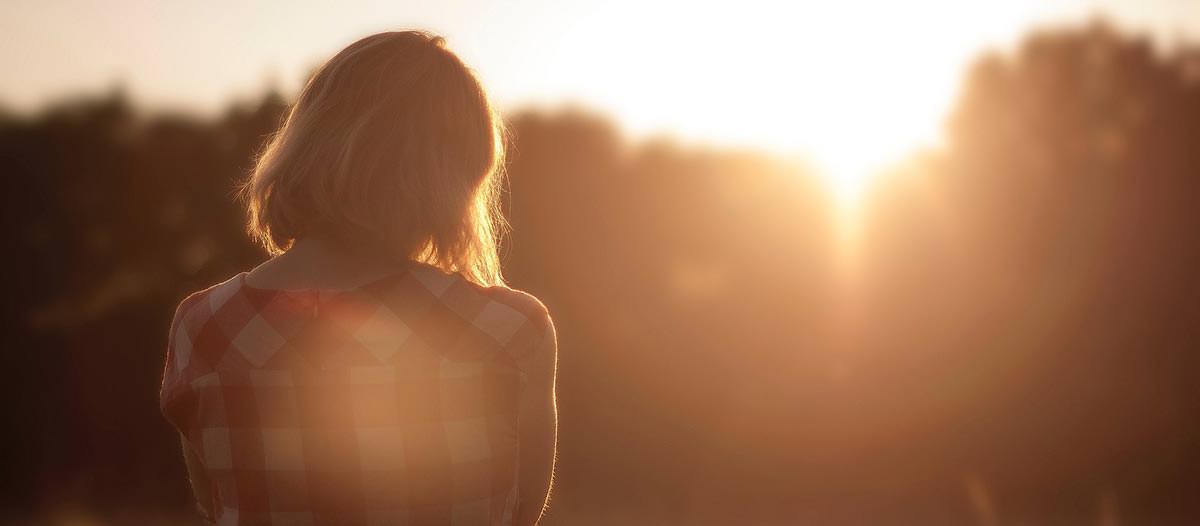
[160,31,557,525]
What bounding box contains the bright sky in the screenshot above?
[3,0,1198,196]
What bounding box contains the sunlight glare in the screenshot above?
[540,1,1052,203]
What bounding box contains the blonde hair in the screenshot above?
[242,31,507,286]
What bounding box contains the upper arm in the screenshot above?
[493,288,556,397]
[520,311,557,398]
[510,295,558,523]
[161,292,203,411]
[487,287,557,414]
[181,435,216,522]
[165,295,217,520]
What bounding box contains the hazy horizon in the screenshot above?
[5,0,1200,193]
[6,6,1200,523]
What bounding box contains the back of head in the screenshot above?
[242,31,506,286]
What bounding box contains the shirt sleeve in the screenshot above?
[160,293,201,428]
[488,287,556,385]
[516,309,557,385]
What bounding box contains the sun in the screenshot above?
[544,1,1047,205]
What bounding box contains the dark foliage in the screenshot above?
[1,23,1197,524]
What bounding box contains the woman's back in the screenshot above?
[160,31,558,525]
[161,254,554,524]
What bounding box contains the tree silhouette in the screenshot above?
[1,20,1197,524]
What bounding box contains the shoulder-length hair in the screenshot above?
[241,31,507,286]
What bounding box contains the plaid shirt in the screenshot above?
[160,264,554,525]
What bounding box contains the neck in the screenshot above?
[245,236,406,290]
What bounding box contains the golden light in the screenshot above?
[509,1,1058,207]
[2,0,1149,209]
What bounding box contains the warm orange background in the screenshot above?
[3,2,1200,525]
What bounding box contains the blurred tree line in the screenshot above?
[1,22,1197,524]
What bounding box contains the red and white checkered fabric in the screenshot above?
[160,264,554,525]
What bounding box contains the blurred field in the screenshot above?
[2,21,1199,525]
